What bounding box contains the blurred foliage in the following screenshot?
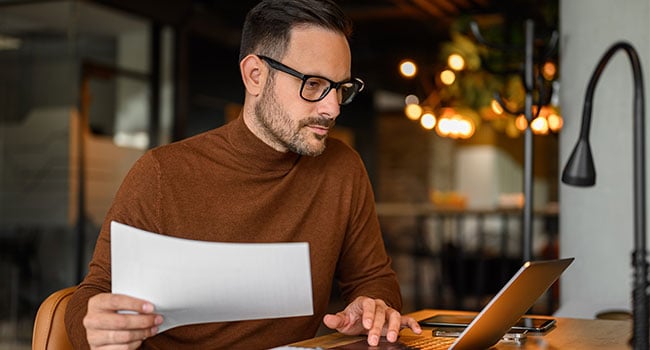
[432,14,560,138]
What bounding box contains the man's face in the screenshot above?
[253,26,352,156]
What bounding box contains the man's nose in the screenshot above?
[317,88,341,119]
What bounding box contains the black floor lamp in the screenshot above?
[561,41,649,350]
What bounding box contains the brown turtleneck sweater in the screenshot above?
[65,116,402,349]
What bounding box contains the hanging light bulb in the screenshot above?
[435,112,474,139]
[420,110,437,130]
[491,99,504,115]
[448,53,465,71]
[515,114,528,131]
[405,94,419,105]
[404,104,422,121]
[457,117,475,139]
[542,61,557,80]
[399,59,417,78]
[531,116,549,134]
[440,69,456,85]
[436,116,451,137]
[548,112,563,132]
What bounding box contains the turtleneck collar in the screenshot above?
[224,114,301,173]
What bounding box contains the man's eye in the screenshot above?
[304,78,325,90]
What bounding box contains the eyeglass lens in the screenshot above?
[301,77,359,105]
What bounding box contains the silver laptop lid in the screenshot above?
[450,257,574,350]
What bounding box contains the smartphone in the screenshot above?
[419,313,556,332]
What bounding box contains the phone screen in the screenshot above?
[418,314,556,332]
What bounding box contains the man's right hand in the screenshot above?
[83,293,163,350]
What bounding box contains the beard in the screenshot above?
[254,79,334,156]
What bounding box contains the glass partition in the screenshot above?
[0,1,170,346]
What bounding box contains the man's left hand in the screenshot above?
[322,296,422,346]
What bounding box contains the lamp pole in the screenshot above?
[522,20,535,263]
[470,19,559,264]
[561,41,649,350]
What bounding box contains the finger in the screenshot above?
[402,316,422,334]
[361,298,377,330]
[323,314,345,330]
[84,311,163,331]
[384,310,402,342]
[87,326,157,347]
[89,293,156,314]
[367,303,386,346]
[90,339,143,350]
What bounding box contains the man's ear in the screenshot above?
[240,55,266,96]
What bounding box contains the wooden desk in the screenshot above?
[290,309,632,349]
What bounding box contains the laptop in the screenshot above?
[330,257,574,350]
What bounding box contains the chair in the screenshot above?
[32,286,76,350]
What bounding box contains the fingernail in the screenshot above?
[369,334,379,346]
[387,331,397,342]
[155,315,163,325]
[150,326,158,335]
[142,303,154,312]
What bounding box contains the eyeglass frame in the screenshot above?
[257,55,365,106]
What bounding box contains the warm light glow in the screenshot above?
[440,69,456,85]
[457,118,475,139]
[448,53,465,71]
[531,116,549,134]
[515,115,528,131]
[548,113,564,131]
[542,61,557,80]
[399,60,417,78]
[436,118,451,137]
[420,111,437,130]
[405,94,419,105]
[436,114,474,139]
[404,104,422,120]
[491,99,504,115]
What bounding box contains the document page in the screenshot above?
[110,221,313,332]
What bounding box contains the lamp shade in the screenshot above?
[561,137,595,186]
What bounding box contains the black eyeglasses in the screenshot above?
[257,55,364,106]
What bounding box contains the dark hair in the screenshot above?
[239,0,352,62]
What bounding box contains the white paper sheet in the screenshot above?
[110,221,313,332]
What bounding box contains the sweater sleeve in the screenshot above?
[64,152,163,349]
[335,152,403,311]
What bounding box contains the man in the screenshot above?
[65,0,421,348]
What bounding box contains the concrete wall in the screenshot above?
[558,0,650,318]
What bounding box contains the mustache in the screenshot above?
[301,117,335,129]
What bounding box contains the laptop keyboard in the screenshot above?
[400,336,456,350]
[328,336,456,350]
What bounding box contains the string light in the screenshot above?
[531,116,549,134]
[548,113,563,132]
[397,54,563,139]
[404,104,422,120]
[399,60,417,78]
[440,69,456,85]
[420,111,437,130]
[448,53,465,71]
[436,112,475,139]
[405,94,419,105]
[542,61,557,80]
[491,99,504,115]
[515,115,528,131]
